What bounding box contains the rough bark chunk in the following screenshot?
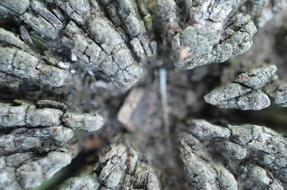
[0,28,70,88]
[158,0,258,69]
[178,119,287,189]
[1,0,285,91]
[59,143,160,190]
[204,64,285,110]
[0,100,104,189]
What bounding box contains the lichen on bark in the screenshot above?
[0,0,287,189]
[205,64,287,110]
[177,119,287,189]
[0,100,104,189]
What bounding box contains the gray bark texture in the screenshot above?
[59,143,160,190]
[178,119,287,190]
[0,0,287,190]
[0,100,104,189]
[205,64,287,110]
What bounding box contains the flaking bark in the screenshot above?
[0,100,104,189]
[178,119,287,189]
[0,0,287,189]
[59,143,160,190]
[205,64,287,110]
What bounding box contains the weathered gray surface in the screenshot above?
[0,151,72,190]
[0,0,287,189]
[59,175,100,190]
[157,0,286,69]
[59,143,160,190]
[1,0,286,91]
[0,100,104,189]
[264,80,287,107]
[0,28,70,88]
[178,119,287,189]
[157,0,257,69]
[205,64,287,110]
[0,0,146,90]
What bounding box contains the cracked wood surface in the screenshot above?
[0,0,287,190]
